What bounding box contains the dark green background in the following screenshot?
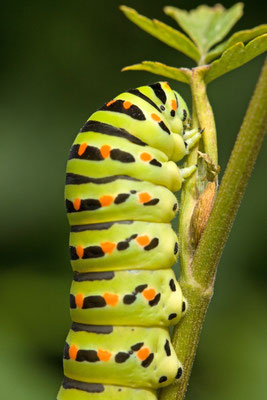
[1,1,266,398]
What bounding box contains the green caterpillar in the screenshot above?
[57,82,201,400]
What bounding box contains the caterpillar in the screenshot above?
[57,81,201,400]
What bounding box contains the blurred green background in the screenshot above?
[1,0,266,399]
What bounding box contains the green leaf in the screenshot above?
[205,24,267,63]
[122,61,191,84]
[205,34,267,83]
[120,5,200,62]
[164,3,244,56]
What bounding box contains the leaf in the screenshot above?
[122,61,191,84]
[120,5,200,62]
[206,24,267,63]
[164,3,244,55]
[205,34,267,83]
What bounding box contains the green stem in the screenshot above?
[191,67,218,166]
[160,58,267,400]
[177,67,218,283]
[193,58,267,288]
[178,96,199,283]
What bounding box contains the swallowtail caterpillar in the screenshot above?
[57,81,201,400]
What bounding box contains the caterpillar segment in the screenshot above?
[58,81,200,399]
[67,131,183,191]
[69,221,178,272]
[70,269,186,327]
[63,325,182,388]
[65,178,178,224]
[58,380,157,400]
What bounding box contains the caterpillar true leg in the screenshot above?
[180,165,197,180]
[184,128,202,152]
[58,81,195,400]
[183,128,200,140]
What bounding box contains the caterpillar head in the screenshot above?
[138,81,190,135]
[156,82,190,134]
[173,90,190,130]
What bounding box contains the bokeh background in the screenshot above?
[1,0,266,399]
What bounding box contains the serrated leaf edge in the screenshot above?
[120,5,201,62]
[122,61,191,84]
[205,24,267,63]
[205,34,267,83]
[164,3,244,54]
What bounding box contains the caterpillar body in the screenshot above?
[57,82,201,400]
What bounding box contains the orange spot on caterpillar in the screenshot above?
[151,113,161,122]
[103,293,119,306]
[137,347,150,361]
[140,152,152,162]
[73,198,81,211]
[123,101,132,109]
[100,242,116,254]
[106,99,116,107]
[75,293,84,308]
[76,245,84,258]
[143,288,156,301]
[163,82,171,90]
[78,143,87,156]
[99,195,114,207]
[100,145,111,159]
[138,192,152,204]
[171,99,177,110]
[136,235,150,247]
[97,349,112,362]
[69,345,78,360]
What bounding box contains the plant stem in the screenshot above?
[193,58,267,288]
[178,97,199,283]
[160,58,267,400]
[177,66,218,283]
[191,67,218,166]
